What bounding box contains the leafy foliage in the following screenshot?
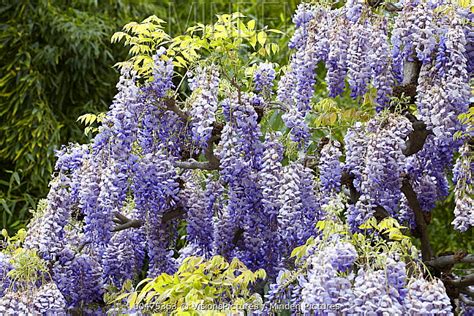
[0,0,473,314]
[0,0,164,230]
[108,256,265,314]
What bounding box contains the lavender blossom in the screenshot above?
[254,62,276,98]
[404,278,453,315]
[452,143,474,231]
[370,20,395,111]
[347,21,372,99]
[133,152,179,276]
[319,140,343,196]
[189,65,220,151]
[326,15,350,97]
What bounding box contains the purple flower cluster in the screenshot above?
[24,174,73,260]
[254,62,276,98]
[103,230,140,287]
[362,115,412,214]
[347,20,372,99]
[52,250,104,309]
[180,173,215,256]
[405,278,453,314]
[31,283,67,315]
[0,253,12,297]
[289,3,315,49]
[278,161,320,258]
[344,114,413,230]
[326,15,350,98]
[258,134,284,275]
[133,152,179,276]
[270,237,452,315]
[189,65,220,151]
[370,20,394,111]
[216,95,267,269]
[142,47,174,100]
[352,268,405,314]
[452,144,474,231]
[319,140,342,198]
[295,238,356,313]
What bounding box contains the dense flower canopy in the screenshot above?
[0,0,472,314]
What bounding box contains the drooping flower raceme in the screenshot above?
[24,174,73,260]
[300,240,356,314]
[326,14,350,98]
[179,173,215,256]
[52,249,104,309]
[352,268,405,314]
[189,65,220,151]
[259,133,284,275]
[345,114,413,230]
[278,161,320,259]
[404,278,453,315]
[319,140,343,200]
[347,20,372,99]
[132,152,180,276]
[254,62,276,99]
[452,143,474,231]
[370,19,395,111]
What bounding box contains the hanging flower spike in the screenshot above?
[259,133,284,275]
[300,239,355,313]
[326,14,350,98]
[24,174,73,260]
[352,268,405,314]
[132,152,180,276]
[319,140,343,197]
[253,62,276,100]
[452,143,474,232]
[142,47,174,100]
[52,250,104,309]
[189,65,220,152]
[347,20,372,99]
[370,19,395,111]
[180,173,215,256]
[404,278,453,315]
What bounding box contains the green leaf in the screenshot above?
[128,292,138,309]
[257,31,267,46]
[247,20,256,30]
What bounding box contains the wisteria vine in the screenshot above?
[1,0,473,314]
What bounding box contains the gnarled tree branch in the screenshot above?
[112,207,186,232]
[447,274,474,288]
[165,98,189,121]
[427,254,474,269]
[403,115,433,156]
[174,159,220,170]
[400,175,433,261]
[111,212,144,232]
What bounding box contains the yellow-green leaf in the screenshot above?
[247,20,256,30]
[257,31,267,46]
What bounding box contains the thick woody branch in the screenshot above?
[341,171,360,204]
[77,241,90,253]
[447,274,474,288]
[403,114,433,156]
[174,159,220,170]
[112,208,186,232]
[427,254,474,269]
[162,207,186,222]
[165,98,189,121]
[111,212,144,232]
[400,176,433,261]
